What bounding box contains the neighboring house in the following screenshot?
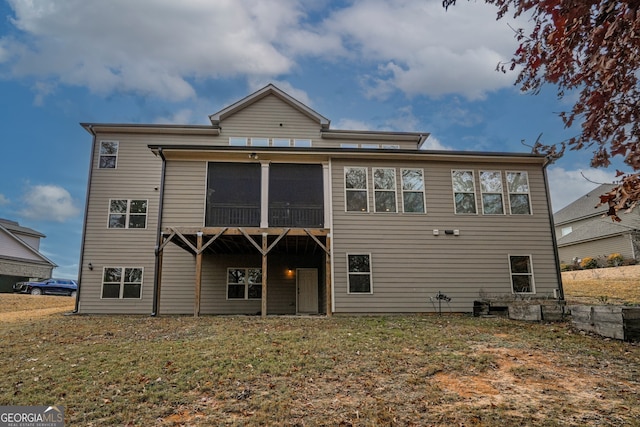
[554,183,640,265]
[0,218,56,292]
[76,84,562,316]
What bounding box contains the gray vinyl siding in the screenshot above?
[0,230,43,262]
[77,134,161,314]
[158,252,324,315]
[331,159,559,313]
[219,95,322,144]
[558,234,634,265]
[162,160,207,226]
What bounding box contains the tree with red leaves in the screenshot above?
[444,0,640,220]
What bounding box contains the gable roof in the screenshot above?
[554,183,617,225]
[0,218,45,238]
[0,220,56,267]
[209,84,330,129]
[556,215,640,246]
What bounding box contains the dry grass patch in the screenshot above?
[1,295,639,426]
[563,265,640,305]
[0,293,75,323]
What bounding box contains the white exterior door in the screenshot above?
[297,268,318,314]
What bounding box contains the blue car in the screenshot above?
[13,279,78,297]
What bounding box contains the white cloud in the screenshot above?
[547,167,617,212]
[153,109,196,125]
[421,135,452,151]
[334,119,372,130]
[1,0,530,102]
[20,185,79,222]
[0,194,9,206]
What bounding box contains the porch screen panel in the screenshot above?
[269,164,324,227]
[206,162,261,226]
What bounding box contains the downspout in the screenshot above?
[542,159,565,301]
[75,125,97,313]
[151,147,167,316]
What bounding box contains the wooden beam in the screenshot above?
[158,230,177,252]
[325,234,332,317]
[265,228,290,254]
[194,233,203,317]
[239,228,265,254]
[261,233,267,318]
[174,228,199,254]
[304,228,329,254]
[162,226,329,237]
[198,227,228,254]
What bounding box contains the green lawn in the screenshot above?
[1,309,639,426]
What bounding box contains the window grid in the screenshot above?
[373,168,397,213]
[98,141,119,169]
[479,171,505,215]
[507,171,532,215]
[401,168,426,213]
[108,199,148,229]
[101,267,143,299]
[452,170,477,214]
[509,255,535,294]
[345,167,369,212]
[227,268,262,300]
[347,254,372,294]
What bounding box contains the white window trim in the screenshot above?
[508,254,536,294]
[344,167,369,212]
[373,167,398,213]
[401,168,426,214]
[98,140,119,169]
[479,170,505,215]
[100,266,144,299]
[272,138,291,147]
[250,137,269,147]
[506,171,533,215]
[226,267,262,300]
[451,169,478,215]
[107,199,148,229]
[346,253,373,295]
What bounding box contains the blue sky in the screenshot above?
[0,0,621,279]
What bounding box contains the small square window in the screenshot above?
[251,138,269,147]
[229,137,248,146]
[294,139,312,147]
[272,138,290,147]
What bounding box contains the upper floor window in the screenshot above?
[108,199,148,229]
[99,141,119,169]
[272,138,291,147]
[294,139,312,147]
[347,254,372,294]
[401,169,425,213]
[507,172,531,214]
[561,226,572,237]
[102,267,143,299]
[480,171,505,215]
[373,168,397,212]
[345,167,368,212]
[250,137,269,147]
[227,268,262,300]
[452,170,477,214]
[509,255,535,294]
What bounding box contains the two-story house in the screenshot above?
[75,84,563,316]
[0,218,56,292]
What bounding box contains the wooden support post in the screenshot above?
[194,232,203,317]
[261,233,267,318]
[325,234,332,317]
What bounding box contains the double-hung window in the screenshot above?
[373,168,397,212]
[108,199,148,229]
[227,268,262,300]
[507,172,531,214]
[347,254,372,294]
[99,141,119,169]
[401,168,425,213]
[480,171,505,215]
[509,255,535,293]
[452,170,477,214]
[345,167,368,212]
[102,267,143,299]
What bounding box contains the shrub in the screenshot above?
[607,253,624,267]
[580,257,598,269]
